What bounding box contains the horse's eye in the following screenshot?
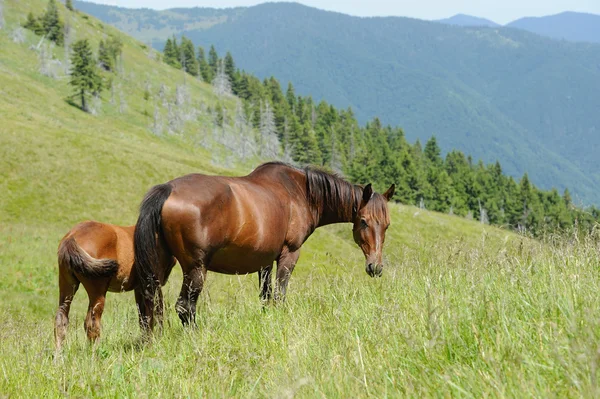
[361,219,369,228]
[386,224,390,230]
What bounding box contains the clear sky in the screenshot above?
[86,0,600,24]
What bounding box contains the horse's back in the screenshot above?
[161,169,302,273]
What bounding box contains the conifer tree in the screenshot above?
[208,45,219,76]
[69,39,102,112]
[66,0,74,11]
[23,12,45,35]
[42,0,64,45]
[98,40,113,71]
[163,36,180,68]
[179,36,198,76]
[197,46,212,82]
[286,82,296,111]
[224,51,237,90]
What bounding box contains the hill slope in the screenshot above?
[437,14,499,27]
[74,1,600,205]
[4,2,600,397]
[508,12,600,44]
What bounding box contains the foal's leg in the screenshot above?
[54,269,80,350]
[176,263,207,326]
[258,266,273,303]
[275,248,301,302]
[82,280,109,343]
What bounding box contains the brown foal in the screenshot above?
[134,162,395,329]
[55,221,175,349]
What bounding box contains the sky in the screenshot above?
[85,0,600,24]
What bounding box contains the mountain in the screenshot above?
[437,14,499,27]
[507,12,600,44]
[76,1,600,205]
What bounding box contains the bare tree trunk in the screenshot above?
[0,0,5,31]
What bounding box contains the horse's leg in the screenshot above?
[136,284,164,333]
[54,268,80,350]
[176,263,207,326]
[275,248,301,302]
[82,280,109,343]
[134,285,149,331]
[258,266,273,303]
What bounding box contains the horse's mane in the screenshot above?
[304,166,362,221]
[253,162,389,223]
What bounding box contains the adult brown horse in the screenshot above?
[134,162,395,327]
[55,221,175,349]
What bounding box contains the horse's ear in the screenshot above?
[383,184,395,201]
[362,184,373,203]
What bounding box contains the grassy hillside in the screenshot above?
[2,1,600,397]
[76,1,600,205]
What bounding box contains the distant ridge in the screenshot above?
[507,12,600,43]
[437,14,499,27]
[76,0,600,204]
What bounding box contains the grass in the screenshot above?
[2,1,600,397]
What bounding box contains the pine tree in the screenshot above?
[198,46,212,82]
[286,82,296,111]
[208,45,219,76]
[66,0,74,11]
[179,36,198,76]
[291,120,322,165]
[224,51,237,89]
[23,12,45,36]
[69,39,102,112]
[163,36,180,68]
[98,40,113,71]
[42,0,64,46]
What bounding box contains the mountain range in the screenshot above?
[438,12,600,44]
[74,1,600,204]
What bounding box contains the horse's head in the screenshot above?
[353,183,395,277]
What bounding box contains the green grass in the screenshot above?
[2,1,600,397]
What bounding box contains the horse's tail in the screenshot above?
[134,183,173,301]
[58,236,119,278]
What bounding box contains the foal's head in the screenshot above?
[353,184,395,277]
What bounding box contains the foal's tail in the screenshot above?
[134,183,173,301]
[58,236,119,278]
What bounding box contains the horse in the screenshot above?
[134,162,395,328]
[54,221,175,350]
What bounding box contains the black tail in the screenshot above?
[134,183,173,301]
[58,236,119,278]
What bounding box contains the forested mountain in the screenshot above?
[75,1,600,205]
[508,12,600,44]
[4,0,600,236]
[436,14,499,27]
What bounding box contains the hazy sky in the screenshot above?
[86,0,600,24]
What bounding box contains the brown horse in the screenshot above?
[55,221,175,349]
[134,162,395,327]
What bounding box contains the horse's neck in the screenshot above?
[315,187,361,227]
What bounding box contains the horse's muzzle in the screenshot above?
[366,263,383,278]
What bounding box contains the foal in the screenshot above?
[54,221,175,350]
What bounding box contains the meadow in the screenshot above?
[2,0,600,397]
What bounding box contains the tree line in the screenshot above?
[161,35,600,235]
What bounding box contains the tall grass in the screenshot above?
[1,224,599,397]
